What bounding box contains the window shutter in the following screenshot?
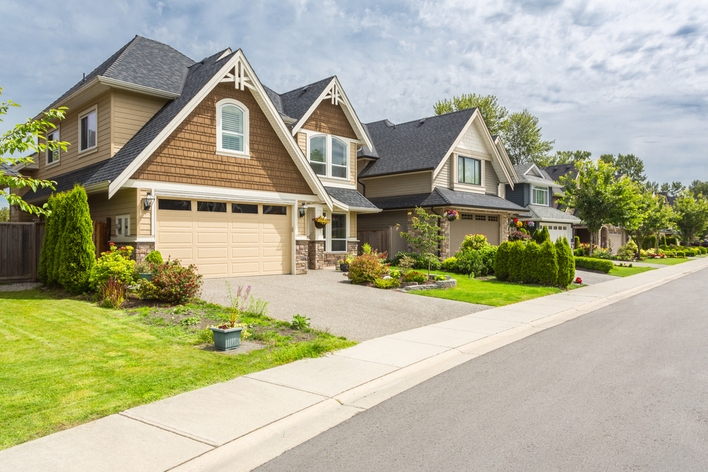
[222,105,243,133]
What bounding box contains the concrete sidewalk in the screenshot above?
[2,258,707,472]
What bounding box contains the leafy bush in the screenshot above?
[56,186,96,294]
[460,234,488,252]
[402,271,427,283]
[508,241,526,282]
[442,257,458,272]
[348,253,385,284]
[615,239,638,261]
[675,251,685,258]
[90,244,137,291]
[140,260,203,305]
[700,247,708,255]
[521,241,541,284]
[574,236,581,251]
[555,237,575,287]
[495,241,513,281]
[390,251,441,270]
[537,240,559,286]
[389,269,402,279]
[666,235,679,246]
[477,245,498,276]
[591,247,613,259]
[641,235,657,250]
[532,226,550,244]
[434,274,447,281]
[508,231,531,242]
[455,250,484,277]
[145,250,164,265]
[573,247,585,257]
[374,277,401,289]
[574,257,614,273]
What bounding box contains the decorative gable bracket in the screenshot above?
[221,60,255,91]
[324,81,342,106]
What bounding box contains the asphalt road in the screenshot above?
[255,267,708,471]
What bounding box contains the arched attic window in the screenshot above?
[308,134,348,178]
[216,99,249,157]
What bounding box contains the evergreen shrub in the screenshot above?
[555,237,575,287]
[537,240,559,286]
[521,241,541,283]
[495,241,513,281]
[574,257,614,273]
[508,241,526,282]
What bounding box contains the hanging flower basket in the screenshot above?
[444,209,459,221]
[313,216,330,229]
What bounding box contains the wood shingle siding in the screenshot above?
[130,83,312,195]
[363,172,432,199]
[301,102,357,140]
[112,91,168,156]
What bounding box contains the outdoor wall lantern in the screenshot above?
[143,193,156,210]
[298,204,308,218]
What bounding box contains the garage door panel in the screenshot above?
[198,263,230,276]
[196,247,229,259]
[158,233,194,244]
[232,247,260,258]
[231,262,261,276]
[161,248,194,261]
[196,232,228,244]
[231,233,260,244]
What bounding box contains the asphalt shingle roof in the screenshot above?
[1,162,20,177]
[513,163,554,186]
[277,76,334,124]
[23,161,108,201]
[544,163,578,183]
[324,187,378,210]
[358,109,476,178]
[367,187,525,212]
[526,204,581,223]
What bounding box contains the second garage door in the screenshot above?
[156,199,292,278]
[450,214,501,253]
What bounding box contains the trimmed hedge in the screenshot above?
[508,241,526,283]
[574,257,614,273]
[521,241,541,283]
[495,241,513,281]
[537,240,559,286]
[555,237,575,287]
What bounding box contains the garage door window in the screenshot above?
[158,199,192,211]
[232,203,258,214]
[198,201,226,212]
[263,205,287,215]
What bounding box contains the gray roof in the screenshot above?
[23,161,108,201]
[544,163,578,183]
[44,36,194,113]
[1,162,20,177]
[359,108,476,178]
[324,187,378,210]
[357,122,379,159]
[525,204,581,223]
[513,163,554,186]
[368,187,525,212]
[274,76,334,124]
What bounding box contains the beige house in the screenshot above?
[13,36,378,277]
[357,110,525,258]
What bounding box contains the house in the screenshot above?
[544,163,628,251]
[505,163,581,243]
[12,35,379,277]
[356,109,525,258]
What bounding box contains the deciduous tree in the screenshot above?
[399,207,446,278]
[673,191,708,244]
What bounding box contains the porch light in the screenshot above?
[298,204,308,218]
[143,193,156,210]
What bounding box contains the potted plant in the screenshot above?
[210,282,250,351]
[338,253,355,272]
[135,261,153,281]
[313,215,330,229]
[444,209,459,221]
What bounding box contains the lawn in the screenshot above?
[410,271,563,306]
[609,265,655,277]
[0,290,353,450]
[641,257,692,266]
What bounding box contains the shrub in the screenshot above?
[495,241,513,281]
[700,247,708,255]
[348,253,385,284]
[477,245,498,276]
[508,241,526,282]
[555,237,575,287]
[508,230,531,242]
[361,242,373,254]
[532,226,550,244]
[391,251,441,271]
[442,257,458,272]
[90,244,137,290]
[374,277,401,289]
[574,257,614,273]
[455,250,484,277]
[460,234,488,252]
[573,247,585,257]
[574,236,581,250]
[642,235,657,250]
[101,277,126,309]
[38,193,65,286]
[666,235,679,246]
[56,186,96,294]
[402,271,427,283]
[615,239,638,261]
[144,250,164,265]
[675,251,685,258]
[537,240,559,286]
[389,269,402,278]
[140,260,203,304]
[521,241,541,284]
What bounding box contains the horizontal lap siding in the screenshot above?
[112,91,167,155]
[363,173,431,199]
[433,158,451,189]
[88,189,137,237]
[485,162,499,194]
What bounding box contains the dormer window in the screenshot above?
[46,128,60,165]
[308,134,348,179]
[458,156,481,185]
[532,186,548,205]
[216,99,249,157]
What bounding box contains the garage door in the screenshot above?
[156,199,292,278]
[539,223,572,243]
[450,214,500,253]
[608,230,624,253]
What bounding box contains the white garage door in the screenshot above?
[608,230,624,253]
[539,223,572,243]
[450,214,500,253]
[156,199,292,278]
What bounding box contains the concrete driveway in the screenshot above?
[201,268,490,341]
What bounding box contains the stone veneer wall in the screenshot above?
[439,218,451,260]
[134,242,155,262]
[295,240,308,274]
[323,241,359,267]
[501,214,512,242]
[308,241,324,270]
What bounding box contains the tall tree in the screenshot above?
[559,160,641,255]
[433,94,508,136]
[672,191,708,244]
[600,153,646,183]
[535,150,591,167]
[659,181,685,197]
[688,180,708,197]
[629,191,674,257]
[0,87,68,216]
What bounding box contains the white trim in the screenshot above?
[216,98,249,157]
[456,154,483,186]
[319,180,356,189]
[359,170,432,181]
[108,51,333,210]
[78,105,98,154]
[45,125,61,167]
[324,211,348,253]
[531,185,549,206]
[96,76,180,99]
[303,130,351,181]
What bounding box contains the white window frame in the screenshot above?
[531,186,548,206]
[306,132,350,180]
[323,211,348,252]
[46,125,60,167]
[216,98,250,158]
[456,155,483,187]
[78,105,98,155]
[116,214,130,237]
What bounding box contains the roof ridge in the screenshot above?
[369,107,477,128]
[433,187,452,205]
[104,35,141,78]
[280,75,335,97]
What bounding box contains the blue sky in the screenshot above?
[1,0,707,199]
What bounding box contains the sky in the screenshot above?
[1,0,707,208]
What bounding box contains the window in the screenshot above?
[46,128,60,165]
[458,156,481,185]
[308,134,348,179]
[116,215,130,237]
[79,107,97,152]
[532,186,548,205]
[232,203,258,214]
[197,201,226,212]
[263,205,287,215]
[216,99,249,156]
[158,199,192,211]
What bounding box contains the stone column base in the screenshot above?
[308,241,324,270]
[296,240,308,274]
[134,242,155,262]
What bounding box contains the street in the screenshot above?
[256,268,708,471]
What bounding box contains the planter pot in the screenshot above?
[314,221,327,229]
[446,215,457,222]
[138,273,152,281]
[210,326,243,351]
[340,263,350,272]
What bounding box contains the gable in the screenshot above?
[130,82,312,195]
[455,120,492,157]
[301,101,358,139]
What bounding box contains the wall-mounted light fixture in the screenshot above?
[298,204,308,218]
[143,192,156,210]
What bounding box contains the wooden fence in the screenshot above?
[357,229,391,256]
[0,222,44,282]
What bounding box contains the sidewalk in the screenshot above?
[2,257,707,472]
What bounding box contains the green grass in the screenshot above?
[609,265,655,277]
[641,257,692,266]
[0,290,354,450]
[410,271,563,306]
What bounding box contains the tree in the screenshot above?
[559,160,642,256]
[56,186,96,294]
[0,87,68,216]
[433,94,508,136]
[660,181,684,197]
[629,190,674,257]
[399,207,446,278]
[0,206,8,222]
[599,153,646,183]
[688,180,708,198]
[672,191,708,244]
[535,150,591,168]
